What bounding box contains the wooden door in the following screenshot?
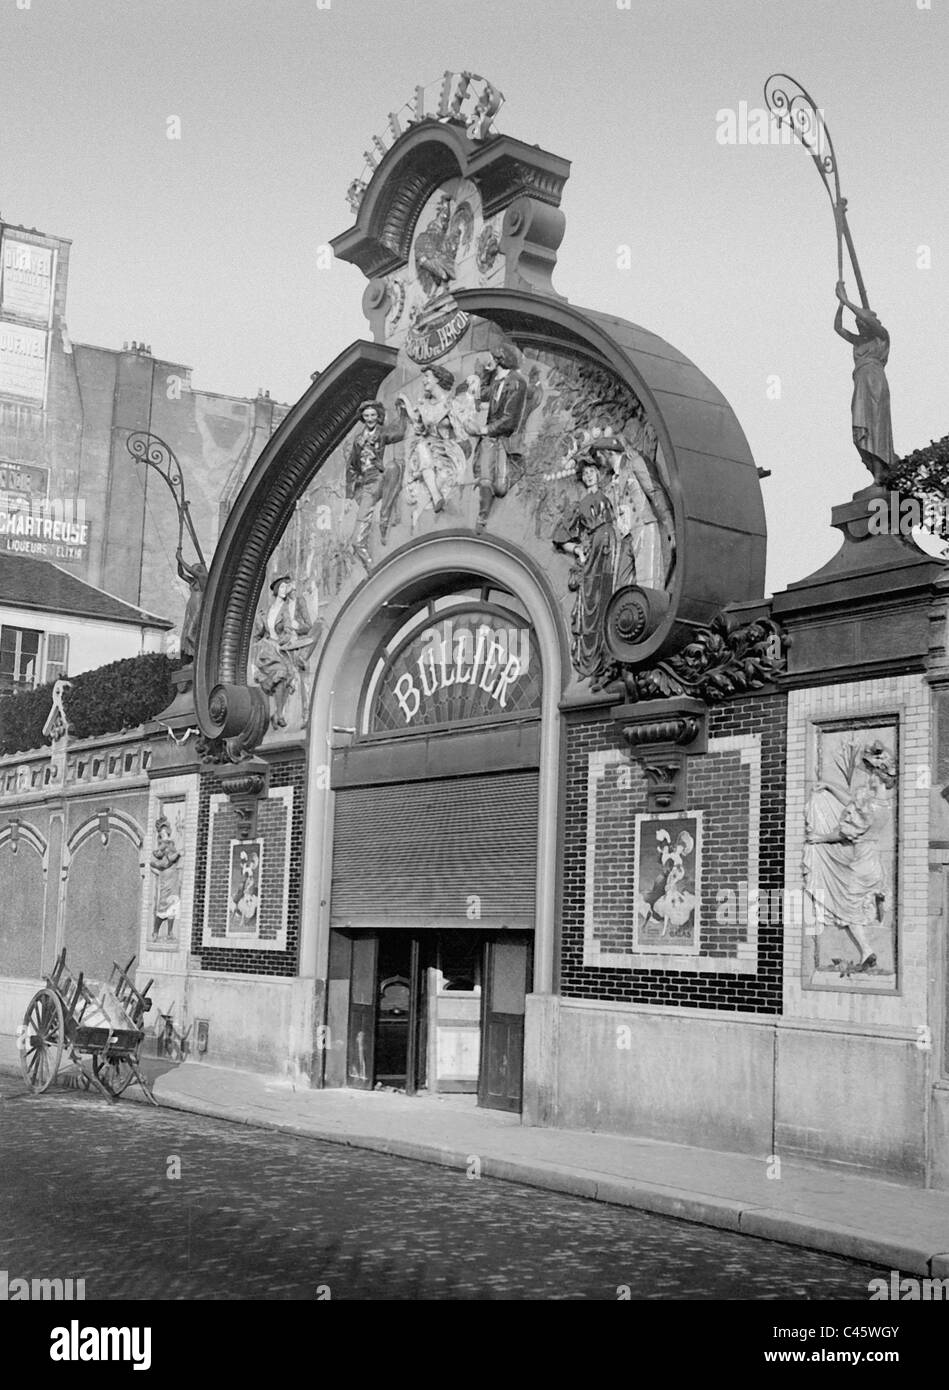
[406,936,422,1096]
[478,935,532,1112]
[347,933,377,1088]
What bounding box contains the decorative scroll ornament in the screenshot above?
[127,430,209,657]
[126,432,206,567]
[196,684,270,765]
[765,75,897,486]
[614,613,786,704]
[764,73,868,309]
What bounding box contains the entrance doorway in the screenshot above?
[479,935,533,1113]
[334,928,531,1110]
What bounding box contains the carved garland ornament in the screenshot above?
[613,613,786,704]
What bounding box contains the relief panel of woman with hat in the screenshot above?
[803,729,899,983]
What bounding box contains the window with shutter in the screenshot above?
[0,625,42,692]
[45,632,69,683]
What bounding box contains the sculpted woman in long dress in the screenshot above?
[398,365,468,527]
[834,281,895,486]
[553,454,618,686]
[803,740,897,973]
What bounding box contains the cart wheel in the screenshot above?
[92,1053,134,1097]
[19,988,65,1094]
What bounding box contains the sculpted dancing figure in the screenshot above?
[398,366,468,528]
[470,342,527,533]
[253,576,314,729]
[347,399,408,570]
[804,740,896,974]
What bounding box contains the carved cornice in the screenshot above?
[622,715,702,749]
[475,155,568,216]
[330,122,571,287]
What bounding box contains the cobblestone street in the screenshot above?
[0,1081,895,1301]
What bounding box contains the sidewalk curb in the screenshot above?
[5,1055,942,1280]
[150,1085,940,1279]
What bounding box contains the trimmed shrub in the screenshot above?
[0,652,183,756]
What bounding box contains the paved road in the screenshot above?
[0,1077,892,1301]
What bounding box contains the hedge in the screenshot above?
[890,434,949,515]
[0,651,184,757]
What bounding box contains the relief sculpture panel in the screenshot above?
[250,325,677,734]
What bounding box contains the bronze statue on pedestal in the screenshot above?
[834,276,895,487]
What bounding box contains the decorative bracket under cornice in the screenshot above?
[611,696,708,813]
[215,756,270,839]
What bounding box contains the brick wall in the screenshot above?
[191,757,305,976]
[559,689,787,1011]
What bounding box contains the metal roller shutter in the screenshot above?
[331,770,538,929]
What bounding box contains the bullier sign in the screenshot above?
[370,613,540,732]
[394,628,523,724]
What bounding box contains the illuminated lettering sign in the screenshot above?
[347,72,505,214]
[370,608,540,733]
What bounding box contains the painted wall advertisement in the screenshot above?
[0,500,90,564]
[0,461,48,501]
[1,238,55,322]
[0,323,49,403]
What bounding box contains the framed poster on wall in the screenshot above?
[633,811,702,955]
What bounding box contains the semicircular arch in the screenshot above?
[298,532,565,996]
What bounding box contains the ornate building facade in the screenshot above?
[3,76,948,1184]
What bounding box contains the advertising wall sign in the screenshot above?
[0,500,89,564]
[0,460,49,500]
[0,324,49,403]
[1,238,55,322]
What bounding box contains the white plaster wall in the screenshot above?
[525,995,930,1177]
[144,970,314,1079]
[0,602,166,679]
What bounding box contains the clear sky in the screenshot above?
[2,0,945,594]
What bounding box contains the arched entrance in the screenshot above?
[299,534,565,1110]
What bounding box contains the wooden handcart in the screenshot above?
[18,950,158,1104]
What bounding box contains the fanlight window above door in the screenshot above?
[361,591,541,738]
